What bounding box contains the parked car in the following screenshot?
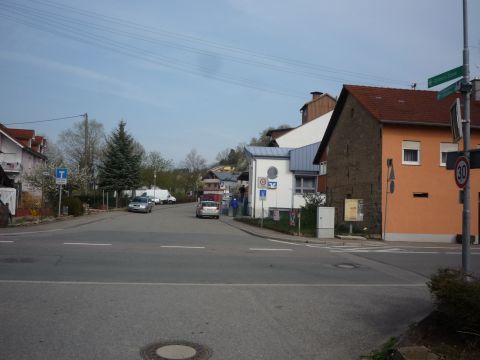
[128,196,153,213]
[146,196,156,206]
[196,201,220,219]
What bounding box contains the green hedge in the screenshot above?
[428,268,480,333]
[62,197,85,217]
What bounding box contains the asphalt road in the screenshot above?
[0,203,474,359]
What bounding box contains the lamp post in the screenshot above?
[153,170,157,200]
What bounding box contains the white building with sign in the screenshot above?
[244,143,320,219]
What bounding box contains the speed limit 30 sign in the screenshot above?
[454,156,470,188]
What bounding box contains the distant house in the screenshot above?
[266,92,335,194]
[202,170,239,202]
[0,124,47,209]
[313,84,480,242]
[245,143,320,218]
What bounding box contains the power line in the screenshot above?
[4,114,85,126]
[0,4,307,99]
[0,0,414,91]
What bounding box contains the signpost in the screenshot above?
[257,177,268,189]
[437,80,462,100]
[454,156,470,189]
[450,98,463,143]
[438,1,472,274]
[55,168,68,217]
[259,189,267,227]
[428,65,463,88]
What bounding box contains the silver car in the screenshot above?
[196,201,220,219]
[128,196,153,213]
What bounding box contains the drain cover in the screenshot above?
[141,341,211,360]
[336,263,358,269]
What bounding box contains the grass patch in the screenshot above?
[235,212,316,237]
[360,337,397,360]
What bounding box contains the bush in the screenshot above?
[62,197,85,217]
[427,268,480,333]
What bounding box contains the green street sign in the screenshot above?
[428,65,463,88]
[437,80,461,100]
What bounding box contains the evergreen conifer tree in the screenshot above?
[98,121,142,206]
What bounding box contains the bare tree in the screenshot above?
[57,119,105,190]
[181,149,207,196]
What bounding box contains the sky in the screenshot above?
[0,0,479,166]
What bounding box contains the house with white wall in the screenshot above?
[245,143,320,218]
[0,124,47,210]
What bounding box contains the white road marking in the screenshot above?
[267,239,303,246]
[0,240,14,243]
[64,242,112,246]
[0,280,426,287]
[249,248,293,251]
[0,229,63,236]
[160,246,205,249]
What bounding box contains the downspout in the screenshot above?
[253,159,257,218]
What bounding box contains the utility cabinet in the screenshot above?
[316,207,335,238]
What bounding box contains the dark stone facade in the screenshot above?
[325,95,383,235]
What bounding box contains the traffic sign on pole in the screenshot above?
[454,156,469,189]
[55,168,68,185]
[437,80,462,100]
[428,65,463,88]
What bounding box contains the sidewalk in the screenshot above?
[220,215,473,249]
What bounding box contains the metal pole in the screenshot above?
[261,199,264,228]
[461,0,471,273]
[384,180,389,240]
[58,184,62,217]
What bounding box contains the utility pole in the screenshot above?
[461,0,472,273]
[84,113,90,192]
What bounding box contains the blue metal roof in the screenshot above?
[289,142,320,173]
[244,146,293,158]
[213,172,238,182]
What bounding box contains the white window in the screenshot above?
[402,141,421,165]
[440,143,458,166]
[295,176,316,194]
[319,161,327,175]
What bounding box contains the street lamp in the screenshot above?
[154,170,157,200]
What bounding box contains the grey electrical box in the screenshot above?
[316,207,335,238]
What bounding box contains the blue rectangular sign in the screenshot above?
[259,189,267,200]
[55,168,68,179]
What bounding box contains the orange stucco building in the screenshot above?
[314,84,480,242]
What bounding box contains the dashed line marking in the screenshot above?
[160,246,205,249]
[64,242,112,246]
[0,240,14,243]
[249,248,293,251]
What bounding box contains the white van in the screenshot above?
[139,188,176,204]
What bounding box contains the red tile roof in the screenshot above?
[313,85,480,164]
[6,128,35,140]
[345,85,480,127]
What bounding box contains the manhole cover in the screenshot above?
[141,341,211,360]
[336,263,358,269]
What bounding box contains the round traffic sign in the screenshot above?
[454,156,470,188]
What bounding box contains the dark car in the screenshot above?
[128,196,153,213]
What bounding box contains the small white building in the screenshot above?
[245,143,320,218]
[275,111,332,148]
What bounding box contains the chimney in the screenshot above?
[311,91,323,100]
[472,78,480,102]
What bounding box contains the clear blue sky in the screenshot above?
[1,0,479,166]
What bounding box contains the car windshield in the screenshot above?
[132,197,147,203]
